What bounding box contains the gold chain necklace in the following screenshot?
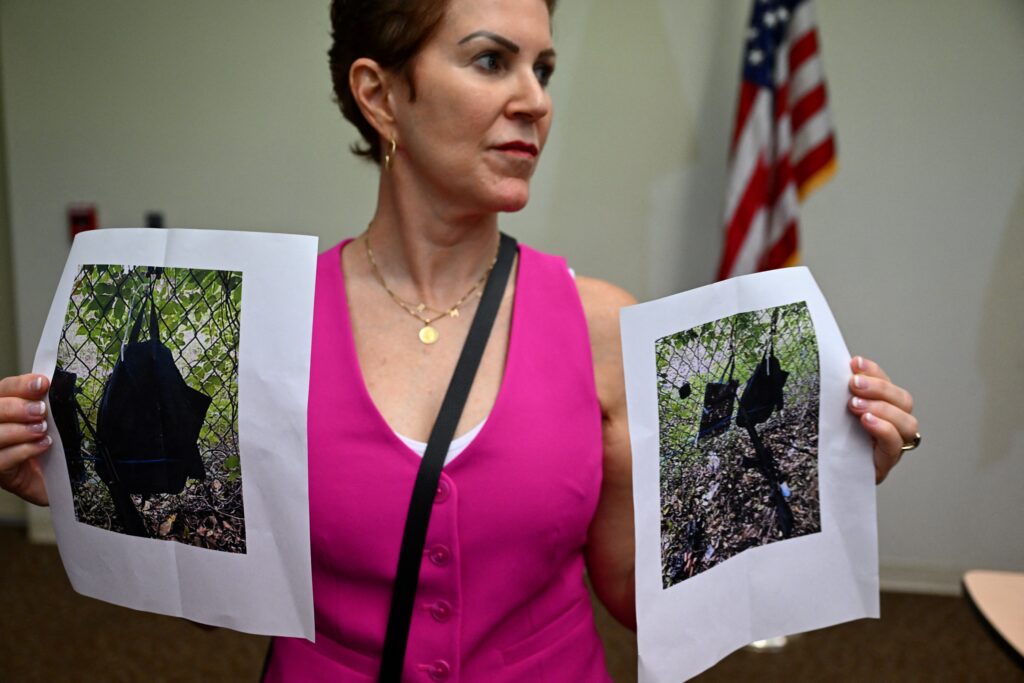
[365,233,498,345]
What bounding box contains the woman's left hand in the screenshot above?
[846,356,919,484]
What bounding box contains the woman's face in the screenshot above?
[391,0,555,214]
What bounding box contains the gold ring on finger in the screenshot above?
[900,432,921,452]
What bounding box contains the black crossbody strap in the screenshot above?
[378,233,517,682]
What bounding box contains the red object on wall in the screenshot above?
[68,203,98,241]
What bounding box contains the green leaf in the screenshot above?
[112,297,127,323]
[205,375,223,393]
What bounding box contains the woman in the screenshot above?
[0,0,919,679]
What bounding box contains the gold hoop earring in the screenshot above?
[383,138,397,171]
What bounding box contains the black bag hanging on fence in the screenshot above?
[698,347,738,440]
[49,367,86,484]
[95,281,211,495]
[736,314,789,428]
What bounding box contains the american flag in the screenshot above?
[717,0,837,280]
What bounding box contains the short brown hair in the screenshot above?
[328,0,557,165]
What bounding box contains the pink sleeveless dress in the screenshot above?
[264,240,613,682]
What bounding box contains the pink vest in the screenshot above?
[265,240,612,682]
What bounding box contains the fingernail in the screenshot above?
[864,412,877,424]
[29,420,48,434]
[851,397,866,409]
[27,401,46,417]
[856,356,865,371]
[854,375,865,389]
[31,377,44,392]
[37,435,52,447]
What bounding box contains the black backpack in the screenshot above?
[736,351,788,428]
[698,351,738,440]
[95,284,211,495]
[49,367,87,484]
[736,316,789,428]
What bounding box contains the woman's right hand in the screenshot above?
[0,374,52,506]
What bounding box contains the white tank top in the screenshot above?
[394,419,487,466]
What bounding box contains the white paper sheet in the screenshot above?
[32,228,318,639]
[621,267,878,682]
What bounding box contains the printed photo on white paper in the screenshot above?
[32,228,318,639]
[621,267,878,682]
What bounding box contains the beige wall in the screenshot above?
[1,1,1022,588]
[0,25,27,521]
[792,0,1024,591]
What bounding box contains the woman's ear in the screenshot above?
[350,57,396,140]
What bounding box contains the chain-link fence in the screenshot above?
[655,301,820,586]
[54,264,246,553]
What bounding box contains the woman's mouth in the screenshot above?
[494,141,539,158]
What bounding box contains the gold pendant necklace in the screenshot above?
[366,232,497,344]
[418,325,439,345]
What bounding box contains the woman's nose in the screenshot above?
[508,69,550,121]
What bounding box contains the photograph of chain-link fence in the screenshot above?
[49,264,246,553]
[656,301,820,588]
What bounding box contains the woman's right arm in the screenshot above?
[0,374,52,506]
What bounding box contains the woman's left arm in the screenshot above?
[846,355,919,483]
[577,276,638,630]
[575,279,920,629]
